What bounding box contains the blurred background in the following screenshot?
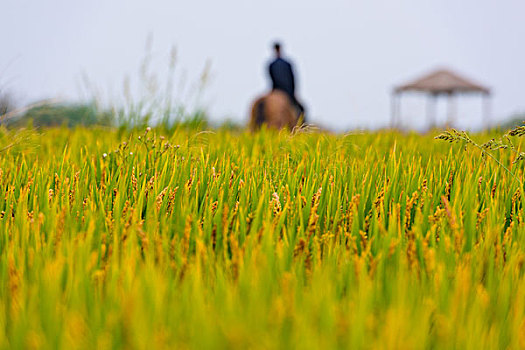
[1,0,524,131]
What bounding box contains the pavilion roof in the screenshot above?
[394,68,490,95]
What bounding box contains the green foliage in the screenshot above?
[0,127,524,349]
[7,102,113,128]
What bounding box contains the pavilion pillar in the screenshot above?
[482,92,491,130]
[390,92,395,128]
[391,92,400,128]
[446,92,457,127]
[427,93,437,129]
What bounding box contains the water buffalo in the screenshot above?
[249,90,302,131]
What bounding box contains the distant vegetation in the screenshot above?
[497,111,525,130]
[1,39,215,131]
[5,102,113,128]
[0,92,15,117]
[3,102,218,131]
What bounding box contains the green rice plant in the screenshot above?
[0,126,523,349]
[436,127,525,186]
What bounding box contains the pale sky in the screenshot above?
[1,0,524,131]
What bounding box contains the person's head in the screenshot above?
[273,42,282,57]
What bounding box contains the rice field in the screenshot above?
[0,126,524,349]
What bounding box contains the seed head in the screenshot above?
[508,126,525,137]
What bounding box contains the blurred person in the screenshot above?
[268,42,305,120]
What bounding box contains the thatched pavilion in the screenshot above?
[391,68,491,129]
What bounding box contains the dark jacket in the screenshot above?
[269,57,295,99]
